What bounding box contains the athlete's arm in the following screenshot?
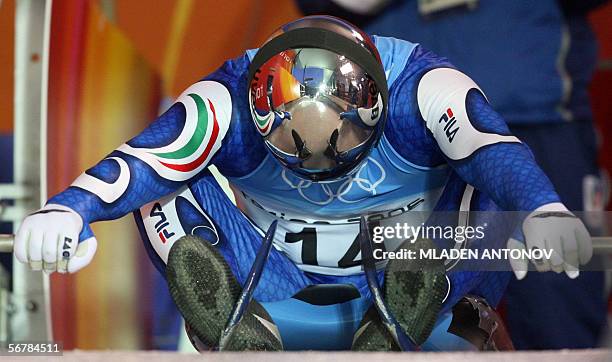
[416,67,591,278]
[14,79,233,273]
[416,67,557,211]
[52,80,231,223]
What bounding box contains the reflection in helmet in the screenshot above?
[248,16,388,182]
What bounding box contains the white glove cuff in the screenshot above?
[531,202,570,214]
[41,203,79,214]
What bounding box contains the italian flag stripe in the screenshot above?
[160,99,220,172]
[154,94,208,159]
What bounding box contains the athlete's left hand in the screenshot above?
[507,202,592,280]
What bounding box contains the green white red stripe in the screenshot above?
[117,81,231,182]
[156,94,220,172]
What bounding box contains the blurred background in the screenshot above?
[0,0,611,351]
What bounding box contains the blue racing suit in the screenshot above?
[47,36,561,347]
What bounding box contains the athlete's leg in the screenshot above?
[134,171,312,350]
[351,235,447,351]
[135,170,311,302]
[188,173,312,301]
[167,235,283,350]
[305,172,512,351]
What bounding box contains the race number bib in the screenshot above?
[237,192,431,276]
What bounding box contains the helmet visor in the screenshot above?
[249,47,383,180]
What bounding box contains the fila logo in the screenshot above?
[150,202,176,243]
[438,108,459,143]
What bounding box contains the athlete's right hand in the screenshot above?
[14,204,98,274]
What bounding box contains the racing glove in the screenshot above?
[14,204,98,274]
[507,202,592,280]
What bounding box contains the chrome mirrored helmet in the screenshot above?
[248,16,388,182]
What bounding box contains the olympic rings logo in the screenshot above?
[281,157,386,205]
